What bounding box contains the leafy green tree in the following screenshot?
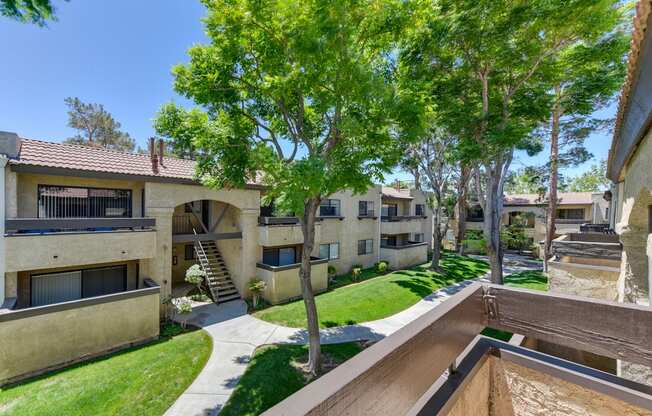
[401,0,624,283]
[155,0,405,375]
[63,97,136,152]
[542,16,628,266]
[402,127,456,269]
[1,0,63,25]
[567,160,610,192]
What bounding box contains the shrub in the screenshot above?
[351,265,363,282]
[175,298,193,328]
[248,278,266,309]
[185,264,207,298]
[376,261,388,273]
[327,265,337,276]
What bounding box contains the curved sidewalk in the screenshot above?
[165,255,541,416]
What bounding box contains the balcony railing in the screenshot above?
[580,223,615,234]
[381,215,425,222]
[551,233,622,261]
[258,216,300,225]
[263,283,652,415]
[5,217,155,235]
[381,241,427,250]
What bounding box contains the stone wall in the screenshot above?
[548,261,620,301]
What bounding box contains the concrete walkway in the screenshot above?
[165,254,541,416]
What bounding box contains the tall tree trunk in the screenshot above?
[455,165,470,255]
[431,203,442,269]
[299,197,321,375]
[544,86,562,272]
[483,153,511,285]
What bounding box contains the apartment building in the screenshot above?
[0,132,432,383]
[449,192,608,256]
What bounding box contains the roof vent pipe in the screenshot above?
[149,137,158,173]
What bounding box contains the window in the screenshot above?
[319,243,340,260]
[357,239,373,255]
[31,266,126,307]
[412,233,424,243]
[556,208,584,220]
[415,204,425,216]
[359,201,374,217]
[319,199,341,216]
[38,185,132,218]
[382,204,398,218]
[381,235,397,247]
[466,205,484,221]
[263,246,298,267]
[185,244,196,261]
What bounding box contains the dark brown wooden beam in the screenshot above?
[263,284,486,416]
[485,284,652,367]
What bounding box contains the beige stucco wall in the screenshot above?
[5,230,156,273]
[171,243,198,283]
[319,187,382,273]
[0,289,159,384]
[259,223,322,247]
[15,173,145,218]
[256,261,328,304]
[548,260,620,301]
[380,244,427,270]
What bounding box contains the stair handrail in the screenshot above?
[192,227,220,303]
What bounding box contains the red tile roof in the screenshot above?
[10,138,261,186]
[504,192,594,206]
[381,186,414,200]
[609,0,652,179]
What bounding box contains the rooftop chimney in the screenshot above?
[158,138,165,167]
[149,137,158,173]
[0,131,20,159]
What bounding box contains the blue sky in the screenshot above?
[1,0,613,183]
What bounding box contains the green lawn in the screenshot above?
[220,342,363,416]
[253,253,489,328]
[482,270,548,341]
[0,324,212,416]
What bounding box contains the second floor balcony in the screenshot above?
[4,217,157,272]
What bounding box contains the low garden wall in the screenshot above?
[0,286,160,385]
[256,258,329,304]
[380,243,428,270]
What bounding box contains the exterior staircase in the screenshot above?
[194,239,241,304]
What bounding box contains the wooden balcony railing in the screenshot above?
[5,217,155,235]
[264,283,652,415]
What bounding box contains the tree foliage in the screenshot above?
[400,0,627,283]
[1,0,63,25]
[566,160,609,192]
[63,97,136,152]
[155,0,407,374]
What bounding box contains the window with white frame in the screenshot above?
[415,204,425,216]
[412,233,424,243]
[358,201,374,216]
[319,243,340,260]
[319,199,341,216]
[357,239,373,255]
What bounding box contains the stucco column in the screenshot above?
[0,158,7,304]
[141,207,174,301]
[617,230,649,305]
[648,234,652,306]
[239,208,260,298]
